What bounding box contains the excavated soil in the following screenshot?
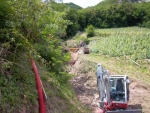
[69,50,150,113]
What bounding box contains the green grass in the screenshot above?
[81,53,150,87]
[69,27,150,86]
[0,52,91,113]
[90,27,150,61]
[0,59,38,113]
[65,32,89,48]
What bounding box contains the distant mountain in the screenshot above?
[65,2,82,10]
[97,0,150,4]
[118,0,150,3]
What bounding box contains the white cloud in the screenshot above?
[63,0,103,8]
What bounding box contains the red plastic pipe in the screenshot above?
[31,59,46,113]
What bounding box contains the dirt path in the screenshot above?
[69,50,150,113]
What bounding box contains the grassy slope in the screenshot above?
[86,27,150,86]
[39,64,91,113]
[0,53,38,113]
[82,54,150,86]
[0,52,90,113]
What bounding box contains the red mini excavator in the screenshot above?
[96,64,142,113]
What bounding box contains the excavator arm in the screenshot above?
[96,64,111,109]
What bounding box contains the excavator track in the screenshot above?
[106,109,142,113]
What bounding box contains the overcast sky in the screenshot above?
[63,0,103,8]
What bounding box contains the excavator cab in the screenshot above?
[110,76,129,104]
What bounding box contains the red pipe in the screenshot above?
[31,59,46,113]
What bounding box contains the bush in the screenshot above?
[142,20,150,28]
[86,25,95,37]
[83,38,90,45]
[75,35,90,46]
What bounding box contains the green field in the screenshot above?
[84,27,150,84]
[89,27,150,61]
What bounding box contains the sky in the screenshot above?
[63,0,103,8]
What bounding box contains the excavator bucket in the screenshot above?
[106,109,142,113]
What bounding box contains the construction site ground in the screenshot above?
[69,49,150,113]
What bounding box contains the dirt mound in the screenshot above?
[129,81,150,112]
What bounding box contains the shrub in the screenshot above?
[84,38,90,45]
[86,25,95,37]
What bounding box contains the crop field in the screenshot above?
[89,27,150,65]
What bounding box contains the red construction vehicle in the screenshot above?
[96,64,142,113]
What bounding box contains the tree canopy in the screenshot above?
[65,2,82,10]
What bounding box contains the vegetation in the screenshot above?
[62,0,150,37]
[1,0,150,112]
[89,27,150,65]
[65,2,82,10]
[86,25,95,37]
[81,53,150,86]
[49,0,150,38]
[65,32,89,48]
[0,0,89,112]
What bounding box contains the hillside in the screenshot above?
[0,1,89,113]
[65,2,82,10]
[1,0,150,113]
[96,0,150,5]
[83,2,150,28]
[61,0,150,38]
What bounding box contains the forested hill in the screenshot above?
[82,1,150,28]
[65,2,82,10]
[96,0,150,5]
[63,0,150,37]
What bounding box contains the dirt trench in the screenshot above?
[69,51,100,113]
[69,50,150,113]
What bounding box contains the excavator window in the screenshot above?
[116,78,124,92]
[110,78,125,102]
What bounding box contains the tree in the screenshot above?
[86,25,95,37]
